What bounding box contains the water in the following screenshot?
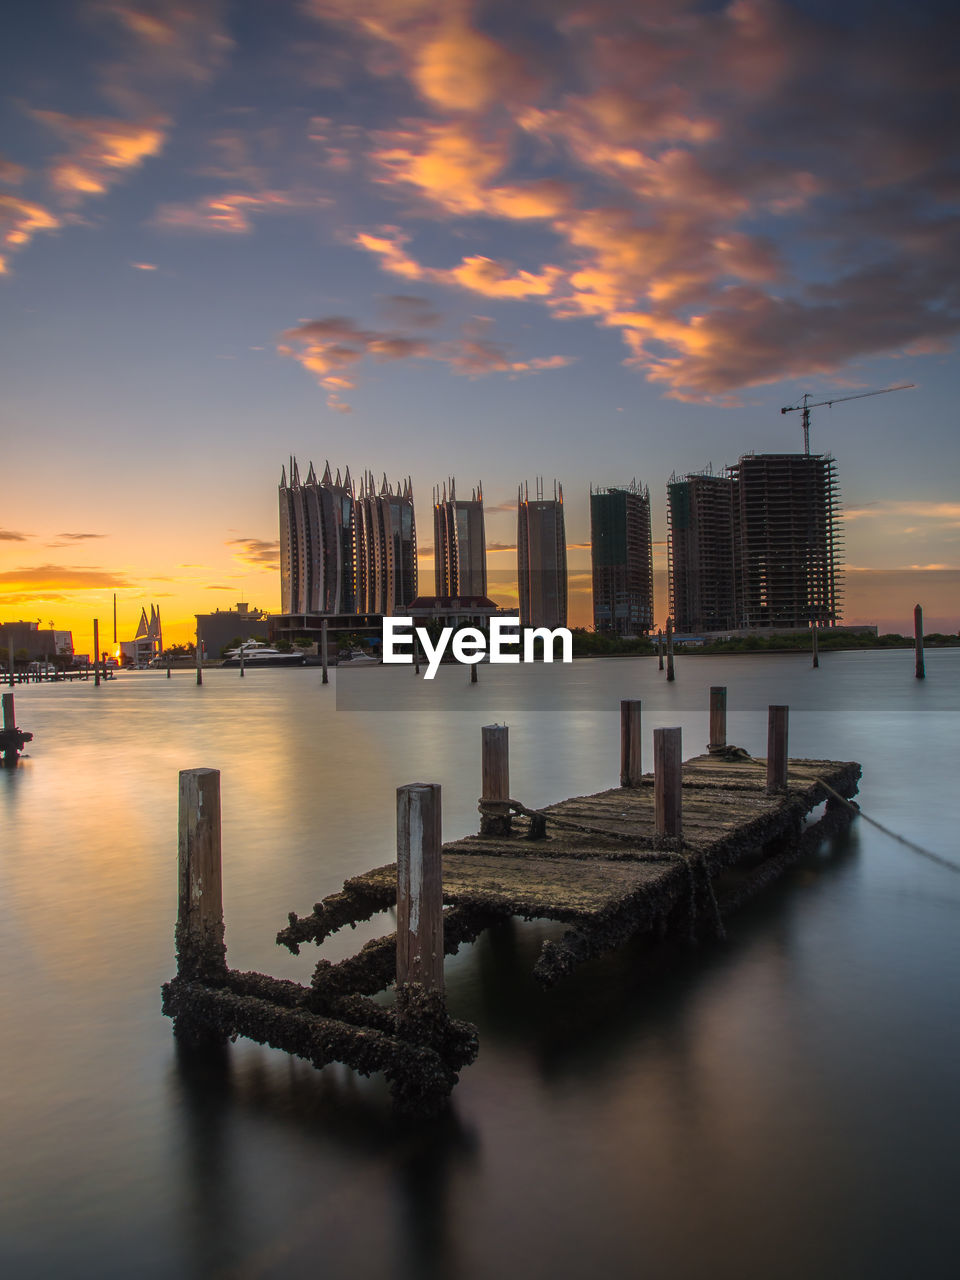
[1,651,958,1279]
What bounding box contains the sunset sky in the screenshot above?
[2,0,958,650]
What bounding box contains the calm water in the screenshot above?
[1,651,958,1279]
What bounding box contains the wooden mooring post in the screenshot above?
[914,604,925,679]
[176,768,226,983]
[470,659,478,683]
[811,626,820,669]
[0,691,31,766]
[396,783,444,992]
[2,692,14,732]
[93,619,101,687]
[658,629,664,671]
[321,619,329,685]
[196,639,203,687]
[166,655,172,678]
[654,726,682,839]
[620,699,643,786]
[480,724,511,835]
[767,706,789,793]
[665,617,675,682]
[708,686,727,752]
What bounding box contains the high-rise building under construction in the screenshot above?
[590,482,654,635]
[517,480,567,628]
[279,459,417,617]
[433,479,487,597]
[667,454,842,632]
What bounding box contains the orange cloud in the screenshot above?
[413,22,535,112]
[0,564,134,589]
[355,229,563,299]
[0,194,60,270]
[32,110,169,205]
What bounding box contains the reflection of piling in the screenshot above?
[665,617,675,682]
[321,619,329,685]
[914,604,925,679]
[93,619,101,687]
[480,724,511,835]
[709,686,727,752]
[620,700,642,787]
[766,706,789,793]
[654,726,682,838]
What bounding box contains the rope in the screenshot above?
[816,779,960,877]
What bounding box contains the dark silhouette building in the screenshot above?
[590,481,654,635]
[667,471,740,632]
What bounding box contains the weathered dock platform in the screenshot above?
[162,695,861,1114]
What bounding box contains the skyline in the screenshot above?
[2,0,959,646]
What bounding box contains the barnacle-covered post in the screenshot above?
[480,724,511,835]
[396,782,445,1042]
[654,726,682,839]
[620,700,643,787]
[709,686,727,753]
[766,706,789,794]
[176,767,227,983]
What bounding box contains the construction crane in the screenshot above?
[781,383,915,455]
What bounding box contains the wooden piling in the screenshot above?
[166,655,172,678]
[93,619,101,687]
[658,629,664,671]
[811,626,820,669]
[766,706,789,793]
[914,604,925,679]
[176,768,226,981]
[7,638,13,688]
[480,724,511,836]
[196,636,203,686]
[321,619,329,685]
[396,783,444,991]
[2,692,14,731]
[620,699,643,787]
[470,660,478,683]
[413,632,420,676]
[709,686,727,752]
[666,617,675,682]
[654,726,682,839]
[239,641,245,678]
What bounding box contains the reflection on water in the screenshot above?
[1,652,958,1278]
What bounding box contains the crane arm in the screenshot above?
[780,384,914,415]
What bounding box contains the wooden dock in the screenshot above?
[162,696,861,1114]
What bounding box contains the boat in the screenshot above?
[337,648,380,666]
[221,641,307,668]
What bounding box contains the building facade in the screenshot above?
[667,472,740,633]
[433,479,487,598]
[590,482,654,635]
[667,454,842,632]
[732,453,842,629]
[279,459,417,619]
[517,480,567,629]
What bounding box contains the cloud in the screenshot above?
[844,501,960,528]
[131,260,157,269]
[0,194,60,272]
[279,313,571,408]
[153,189,326,233]
[226,537,280,567]
[0,564,134,588]
[0,529,29,541]
[31,110,169,205]
[57,532,107,540]
[306,0,960,398]
[378,293,442,328]
[486,542,517,551]
[0,156,27,185]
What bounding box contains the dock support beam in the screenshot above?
[767,706,789,793]
[914,604,925,679]
[396,783,444,992]
[709,686,727,753]
[666,617,675,682]
[321,619,329,684]
[93,618,101,687]
[176,768,226,983]
[480,725,511,836]
[620,700,643,786]
[654,727,682,840]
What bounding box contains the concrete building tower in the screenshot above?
[667,470,740,633]
[433,478,487,598]
[517,479,567,628]
[590,481,654,635]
